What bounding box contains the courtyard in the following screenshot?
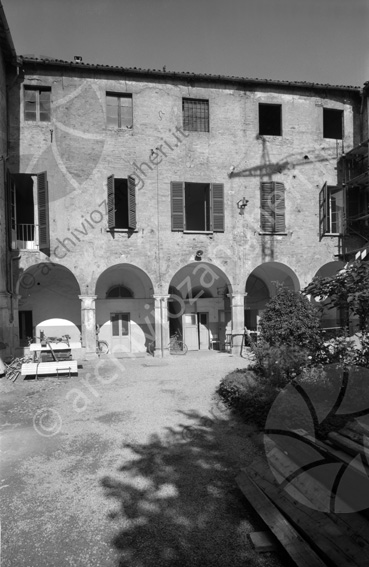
[0,351,288,567]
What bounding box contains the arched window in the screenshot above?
[185,286,213,299]
[106,285,133,298]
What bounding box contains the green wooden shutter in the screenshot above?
[107,175,115,229]
[127,176,137,229]
[171,182,185,231]
[319,182,328,239]
[211,183,224,232]
[274,182,285,233]
[260,182,274,232]
[37,172,49,249]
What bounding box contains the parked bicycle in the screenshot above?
[147,332,188,356]
[168,331,188,355]
[96,325,109,355]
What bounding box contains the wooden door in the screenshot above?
[198,312,209,350]
[111,312,130,353]
[183,312,199,351]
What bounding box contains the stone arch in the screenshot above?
[168,262,232,351]
[94,264,154,354]
[95,263,154,299]
[245,261,300,331]
[17,263,81,345]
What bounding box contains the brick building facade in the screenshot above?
[1,10,368,358]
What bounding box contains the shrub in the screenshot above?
[251,340,309,387]
[313,336,358,366]
[259,284,321,351]
[217,368,281,428]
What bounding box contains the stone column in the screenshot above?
[153,294,170,357]
[78,295,97,358]
[229,292,247,355]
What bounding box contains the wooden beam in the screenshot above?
[236,470,327,567]
[248,458,369,567]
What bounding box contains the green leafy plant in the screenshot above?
[259,284,321,350]
[304,261,369,335]
[252,340,309,386]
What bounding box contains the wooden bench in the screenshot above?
[21,360,78,378]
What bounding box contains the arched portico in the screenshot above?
[245,262,300,332]
[17,263,81,347]
[94,264,155,356]
[168,262,232,351]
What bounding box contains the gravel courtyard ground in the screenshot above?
[0,351,292,567]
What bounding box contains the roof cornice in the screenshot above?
[17,56,362,95]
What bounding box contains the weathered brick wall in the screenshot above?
[9,67,360,302]
[0,48,11,350]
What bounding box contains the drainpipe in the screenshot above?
[160,297,164,358]
[10,253,21,323]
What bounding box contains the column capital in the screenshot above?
[78,295,98,309]
[153,294,171,301]
[227,292,247,298]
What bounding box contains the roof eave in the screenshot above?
[17,56,361,94]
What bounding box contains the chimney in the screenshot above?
[74,56,82,63]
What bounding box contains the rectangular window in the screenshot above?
[111,313,129,336]
[259,103,282,136]
[106,93,133,128]
[24,87,51,122]
[323,108,343,140]
[8,172,49,250]
[171,182,224,232]
[182,98,209,132]
[319,182,343,237]
[107,175,136,230]
[260,182,286,233]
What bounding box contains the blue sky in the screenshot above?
[3,0,369,87]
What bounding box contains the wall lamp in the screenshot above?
[195,250,203,261]
[237,197,249,215]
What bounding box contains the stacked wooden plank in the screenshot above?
[21,360,78,378]
[237,423,369,566]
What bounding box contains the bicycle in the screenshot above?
[168,331,188,355]
[148,341,155,356]
[95,325,109,355]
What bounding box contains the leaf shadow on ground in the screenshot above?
[101,409,291,567]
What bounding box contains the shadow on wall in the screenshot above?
[100,410,277,567]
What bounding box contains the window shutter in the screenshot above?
[260,182,275,232]
[107,175,115,229]
[319,182,328,239]
[274,182,285,233]
[127,175,137,229]
[211,183,224,232]
[171,182,184,231]
[37,172,49,249]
